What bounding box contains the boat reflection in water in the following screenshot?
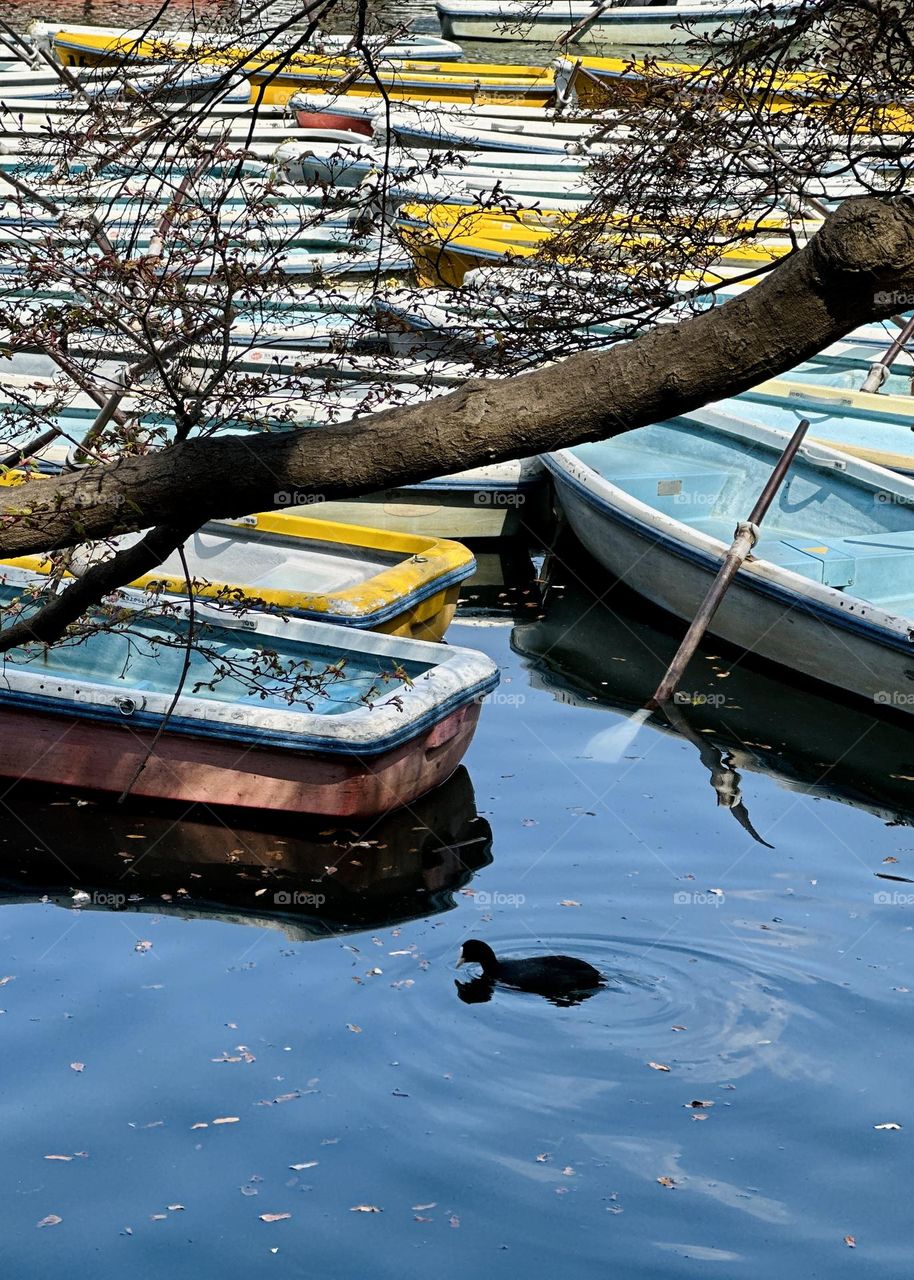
[512,536,914,835]
[455,538,542,626]
[0,767,491,940]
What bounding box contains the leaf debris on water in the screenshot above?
[37,1215,62,1228]
[844,1235,857,1248]
[260,1213,292,1223]
[656,1177,676,1188]
[648,1062,671,1072]
[350,1205,382,1213]
[874,1122,902,1130]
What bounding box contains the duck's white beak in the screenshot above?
[456,946,466,968]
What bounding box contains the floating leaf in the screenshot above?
[37,1215,62,1228]
[290,1162,318,1171]
[44,1155,73,1162]
[347,1024,362,1034]
[69,1062,85,1073]
[412,1202,436,1211]
[648,1062,671,1072]
[844,1235,857,1248]
[559,900,581,907]
[350,1205,382,1213]
[874,1122,902,1130]
[656,1177,676,1188]
[260,1213,291,1223]
[212,1116,240,1125]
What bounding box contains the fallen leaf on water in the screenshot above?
[559,900,581,908]
[535,1154,550,1163]
[135,941,152,952]
[150,1215,167,1222]
[884,857,899,864]
[874,1122,902,1130]
[260,1213,291,1223]
[37,1215,62,1228]
[671,1025,687,1032]
[844,1235,857,1248]
[212,1116,240,1125]
[191,1123,208,1130]
[648,1062,671,1072]
[656,1177,676,1189]
[290,1162,318,1171]
[167,1205,185,1212]
[44,1155,73,1162]
[350,1205,382,1213]
[414,1215,433,1223]
[412,1202,436,1211]
[0,976,14,986]
[450,1215,460,1228]
[685,1100,715,1109]
[69,1062,85,1073]
[347,1024,362,1034]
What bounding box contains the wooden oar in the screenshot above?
[651,417,811,707]
[860,313,914,392]
[554,3,608,48]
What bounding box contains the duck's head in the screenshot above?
[457,938,498,976]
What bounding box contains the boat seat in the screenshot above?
[618,469,732,518]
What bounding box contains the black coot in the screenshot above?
[456,939,603,1006]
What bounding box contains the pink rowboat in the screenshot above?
[0,592,498,817]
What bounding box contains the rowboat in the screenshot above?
[38,25,569,108]
[513,542,914,827]
[546,408,914,711]
[0,766,493,937]
[0,586,498,814]
[32,24,466,66]
[436,0,802,46]
[2,512,477,641]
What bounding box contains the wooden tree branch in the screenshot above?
[0,522,195,653]
[0,196,910,560]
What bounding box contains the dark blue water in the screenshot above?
[1,538,913,1276]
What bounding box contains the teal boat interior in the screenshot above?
[567,418,914,614]
[715,393,914,464]
[0,588,430,719]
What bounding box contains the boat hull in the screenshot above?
[547,449,914,712]
[0,699,482,817]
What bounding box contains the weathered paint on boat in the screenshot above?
[2,514,477,641]
[546,408,914,711]
[0,595,498,814]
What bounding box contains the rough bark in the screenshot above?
[3,196,912,560]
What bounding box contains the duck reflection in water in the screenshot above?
[455,939,604,1007]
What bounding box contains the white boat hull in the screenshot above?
[547,425,914,711]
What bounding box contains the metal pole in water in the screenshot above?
[650,417,811,708]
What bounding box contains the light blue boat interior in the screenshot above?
[570,419,914,613]
[0,586,431,718]
[719,394,914,469]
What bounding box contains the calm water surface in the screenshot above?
[0,539,912,1277]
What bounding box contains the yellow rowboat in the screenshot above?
[573,53,914,133]
[45,27,589,108]
[398,201,815,286]
[0,506,477,642]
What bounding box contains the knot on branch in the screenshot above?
[812,196,914,295]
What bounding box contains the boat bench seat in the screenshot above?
[620,469,732,518]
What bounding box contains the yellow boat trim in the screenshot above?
[754,378,914,422]
[0,484,475,641]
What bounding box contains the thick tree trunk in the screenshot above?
[3,197,912,559]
